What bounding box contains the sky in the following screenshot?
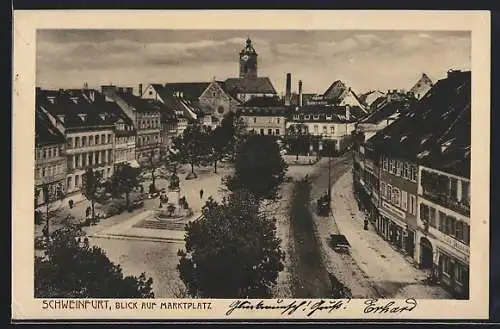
[36,30,471,95]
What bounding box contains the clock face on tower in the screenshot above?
[242,55,249,61]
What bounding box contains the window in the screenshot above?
[403,162,409,178]
[323,126,327,135]
[149,90,153,95]
[253,117,257,123]
[260,129,264,135]
[461,181,470,205]
[455,221,464,241]
[48,149,52,158]
[380,182,386,199]
[401,190,408,210]
[450,178,458,201]
[429,207,436,228]
[463,224,470,245]
[82,153,86,167]
[397,161,403,176]
[383,157,389,171]
[42,149,47,159]
[75,154,80,168]
[108,151,112,163]
[409,166,417,181]
[455,263,468,286]
[88,153,93,166]
[387,184,392,201]
[442,254,454,276]
[409,194,417,215]
[330,126,335,135]
[75,175,80,188]
[95,152,100,164]
[95,135,99,145]
[67,137,73,148]
[67,176,72,189]
[89,135,94,145]
[438,211,447,232]
[277,118,280,124]
[75,137,80,148]
[276,129,280,135]
[107,168,111,176]
[268,129,273,135]
[446,215,456,236]
[392,187,400,207]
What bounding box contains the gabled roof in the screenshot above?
[409,73,433,99]
[223,77,277,96]
[323,80,347,101]
[366,70,470,177]
[162,82,211,101]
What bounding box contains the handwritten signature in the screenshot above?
[225,298,418,317]
[226,299,350,317]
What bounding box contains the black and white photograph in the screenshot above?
[12,10,490,320]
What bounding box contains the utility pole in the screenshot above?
[328,144,332,203]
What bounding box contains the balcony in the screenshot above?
[421,190,470,217]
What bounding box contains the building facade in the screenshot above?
[378,154,420,259]
[287,104,363,154]
[35,110,67,207]
[113,116,137,167]
[352,69,471,298]
[416,165,470,298]
[237,96,288,136]
[65,126,115,193]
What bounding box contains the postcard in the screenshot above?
[12,10,490,321]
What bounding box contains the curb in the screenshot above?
[89,233,185,244]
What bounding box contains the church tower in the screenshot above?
[239,38,258,78]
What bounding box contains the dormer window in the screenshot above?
[313,115,319,120]
[326,115,332,120]
[78,113,87,122]
[304,115,310,120]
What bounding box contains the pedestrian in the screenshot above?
[85,206,91,218]
[68,199,74,209]
[199,189,204,199]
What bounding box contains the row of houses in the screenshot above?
[352,69,471,299]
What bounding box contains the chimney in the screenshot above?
[346,105,350,121]
[285,73,291,106]
[139,83,143,96]
[298,80,303,107]
[89,90,95,102]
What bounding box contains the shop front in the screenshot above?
[379,207,408,252]
[434,236,470,299]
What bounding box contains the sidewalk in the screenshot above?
[330,170,451,299]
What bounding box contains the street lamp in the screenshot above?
[328,143,332,203]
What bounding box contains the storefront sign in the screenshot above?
[382,201,406,220]
[430,228,469,263]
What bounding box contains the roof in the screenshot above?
[323,80,347,102]
[223,77,277,96]
[292,104,367,123]
[162,82,210,101]
[360,99,416,124]
[37,89,118,128]
[409,73,433,98]
[366,70,470,177]
[239,96,285,107]
[35,108,65,146]
[117,92,162,113]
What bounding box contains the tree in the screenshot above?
[108,163,141,209]
[35,226,154,298]
[286,123,311,160]
[177,190,284,298]
[82,168,103,224]
[208,125,231,173]
[225,135,288,200]
[220,111,248,161]
[171,124,210,176]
